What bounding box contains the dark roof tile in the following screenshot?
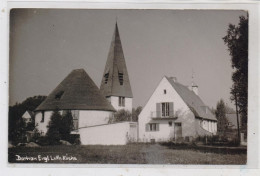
[166,77,217,121]
[36,69,115,112]
[100,23,133,98]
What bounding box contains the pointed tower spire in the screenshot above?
[100,23,133,111]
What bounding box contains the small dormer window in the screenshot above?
[118,72,123,85]
[55,91,64,100]
[104,73,109,84]
[164,89,167,94]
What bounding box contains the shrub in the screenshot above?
[227,138,240,146]
[195,135,241,146]
[109,109,132,123]
[36,136,50,146]
[60,111,74,141]
[46,110,62,145]
[30,128,41,142]
[66,134,80,145]
[73,136,81,145]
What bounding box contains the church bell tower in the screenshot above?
[100,22,133,112]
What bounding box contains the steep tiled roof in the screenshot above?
[36,69,115,112]
[100,23,133,98]
[166,77,217,121]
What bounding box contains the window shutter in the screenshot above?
[156,103,161,117]
[145,124,149,132]
[156,124,159,131]
[169,102,174,116]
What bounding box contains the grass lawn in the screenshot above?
[8,143,246,164]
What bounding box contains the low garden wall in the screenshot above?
[79,122,137,145]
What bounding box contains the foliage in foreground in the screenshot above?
[46,110,75,145]
[8,95,47,145]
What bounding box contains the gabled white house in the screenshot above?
[138,76,217,142]
[22,110,34,124]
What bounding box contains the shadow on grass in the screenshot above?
[160,142,247,155]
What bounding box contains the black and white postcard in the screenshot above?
[1,1,260,176]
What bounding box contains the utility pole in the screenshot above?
[234,92,241,144]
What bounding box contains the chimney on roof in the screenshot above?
[169,77,177,82]
[191,82,199,95]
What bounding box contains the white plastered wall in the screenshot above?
[200,119,217,134]
[35,111,54,135]
[79,122,137,145]
[108,96,132,112]
[78,110,112,128]
[35,110,113,135]
[138,77,196,142]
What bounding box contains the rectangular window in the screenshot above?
[41,111,45,123]
[175,123,181,127]
[119,96,125,107]
[146,123,159,132]
[164,89,167,94]
[162,102,170,117]
[71,110,79,130]
[118,72,124,85]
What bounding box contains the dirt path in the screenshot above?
[141,144,168,164]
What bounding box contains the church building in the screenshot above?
[34,23,137,145]
[35,69,116,135]
[100,23,133,112]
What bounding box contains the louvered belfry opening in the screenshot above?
[100,22,133,99]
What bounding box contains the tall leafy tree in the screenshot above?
[132,106,142,122]
[223,15,248,130]
[215,99,228,135]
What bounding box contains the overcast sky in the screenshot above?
[9,9,247,109]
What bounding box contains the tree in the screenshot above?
[109,109,132,123]
[60,111,74,141]
[215,99,229,135]
[8,95,46,144]
[132,106,142,122]
[225,104,236,114]
[46,110,62,144]
[223,15,248,131]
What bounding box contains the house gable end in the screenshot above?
[139,77,194,123]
